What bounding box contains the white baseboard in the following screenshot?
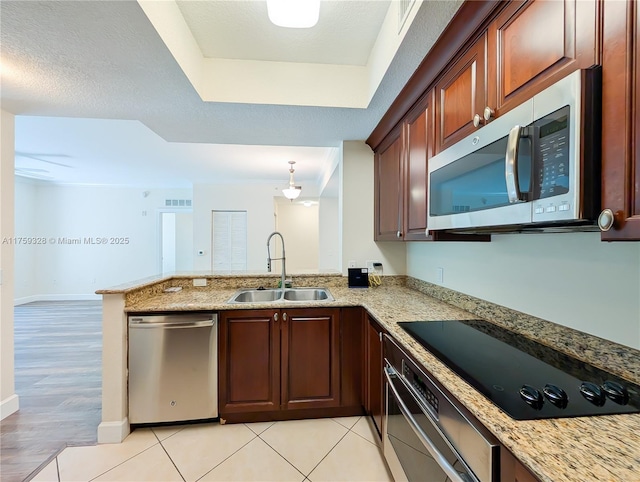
[1,394,19,420]
[14,295,40,305]
[15,293,101,305]
[97,418,130,444]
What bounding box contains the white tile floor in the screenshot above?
[30,416,393,482]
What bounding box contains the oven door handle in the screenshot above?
[384,367,466,482]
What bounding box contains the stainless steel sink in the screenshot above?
[227,287,334,304]
[282,288,333,301]
[228,289,283,303]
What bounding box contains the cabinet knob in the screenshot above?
[274,313,279,322]
[598,209,615,232]
[473,113,482,128]
[396,230,403,238]
[282,312,288,322]
[483,106,495,121]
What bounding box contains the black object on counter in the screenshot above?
[348,268,369,288]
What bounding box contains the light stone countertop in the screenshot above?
[118,276,640,482]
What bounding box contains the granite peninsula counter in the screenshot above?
[97,273,640,482]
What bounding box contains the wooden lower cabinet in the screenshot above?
[219,310,280,416]
[364,315,385,437]
[501,447,540,482]
[219,308,364,422]
[281,309,340,410]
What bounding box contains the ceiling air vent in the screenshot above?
[165,199,192,207]
[398,0,416,33]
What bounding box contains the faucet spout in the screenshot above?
[266,231,286,288]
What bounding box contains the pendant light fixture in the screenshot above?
[267,0,320,29]
[282,161,302,200]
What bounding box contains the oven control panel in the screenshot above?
[403,361,439,414]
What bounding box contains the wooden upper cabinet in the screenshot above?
[487,0,598,116]
[403,92,434,241]
[435,33,487,152]
[599,0,640,240]
[281,309,340,410]
[374,129,403,241]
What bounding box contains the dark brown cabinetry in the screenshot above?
[501,447,541,482]
[434,0,598,152]
[219,308,363,422]
[281,308,340,410]
[487,0,598,117]
[364,315,384,437]
[374,127,403,241]
[219,310,280,417]
[374,92,436,242]
[435,34,487,152]
[370,0,605,239]
[599,0,640,240]
[404,92,434,240]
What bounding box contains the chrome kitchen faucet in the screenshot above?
[266,231,287,288]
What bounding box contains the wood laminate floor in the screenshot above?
[1,301,102,482]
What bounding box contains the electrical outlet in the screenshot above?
[366,260,381,273]
[348,260,357,269]
[436,267,444,284]
[193,278,207,287]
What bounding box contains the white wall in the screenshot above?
[274,198,319,273]
[1,109,19,419]
[341,141,406,275]
[407,233,640,349]
[14,179,39,300]
[193,183,320,273]
[318,196,340,271]
[175,211,194,272]
[14,184,192,300]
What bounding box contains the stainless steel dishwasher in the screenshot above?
[128,313,218,424]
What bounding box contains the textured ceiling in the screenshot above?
[176,1,390,65]
[0,0,462,187]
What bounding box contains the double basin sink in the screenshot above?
[228,287,334,304]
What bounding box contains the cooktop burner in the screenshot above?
[398,320,640,420]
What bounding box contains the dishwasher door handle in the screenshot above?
[129,320,215,329]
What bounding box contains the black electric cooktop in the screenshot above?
[398,320,640,420]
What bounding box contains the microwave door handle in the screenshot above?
[505,125,524,203]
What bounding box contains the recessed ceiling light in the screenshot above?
[267,0,320,28]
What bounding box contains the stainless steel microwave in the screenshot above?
[427,68,601,233]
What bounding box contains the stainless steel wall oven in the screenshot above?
[383,335,500,482]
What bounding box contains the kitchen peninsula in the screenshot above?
[97,273,640,482]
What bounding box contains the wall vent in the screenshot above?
[398,0,416,33]
[165,199,192,207]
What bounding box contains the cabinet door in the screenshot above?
[501,446,541,482]
[599,0,640,240]
[403,91,434,241]
[219,310,280,415]
[340,307,364,409]
[281,308,341,410]
[435,34,487,152]
[365,316,384,437]
[487,0,597,116]
[374,128,403,241]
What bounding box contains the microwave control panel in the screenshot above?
[536,106,570,199]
